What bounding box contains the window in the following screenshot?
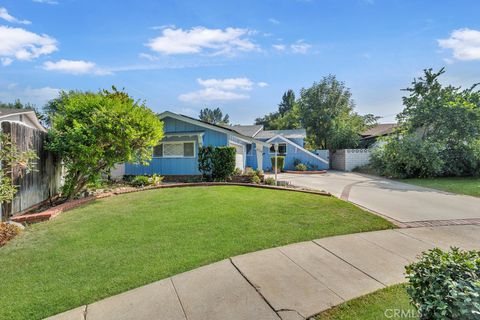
[246,144,252,155]
[153,142,195,158]
[269,143,287,155]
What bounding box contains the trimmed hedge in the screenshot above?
[271,156,285,172]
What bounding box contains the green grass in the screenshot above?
[0,186,393,320]
[401,177,480,197]
[316,284,418,320]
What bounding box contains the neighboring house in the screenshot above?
[124,111,328,177]
[0,108,62,221]
[0,108,46,132]
[360,123,397,147]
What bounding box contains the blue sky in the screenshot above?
[0,0,479,124]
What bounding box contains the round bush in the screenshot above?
[405,247,480,320]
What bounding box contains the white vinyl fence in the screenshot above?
[330,149,371,171]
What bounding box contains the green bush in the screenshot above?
[295,163,307,171]
[232,168,242,176]
[148,174,163,186]
[264,177,276,185]
[130,175,150,187]
[198,146,214,180]
[211,147,236,181]
[371,135,444,178]
[244,167,255,176]
[255,169,264,176]
[270,156,285,172]
[405,247,480,320]
[250,174,261,184]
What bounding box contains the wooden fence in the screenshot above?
[1,122,63,221]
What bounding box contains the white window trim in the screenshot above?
[269,142,287,155]
[153,140,196,158]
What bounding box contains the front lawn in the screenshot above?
[0,186,393,320]
[401,177,480,197]
[316,284,418,320]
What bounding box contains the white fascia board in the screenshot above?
[266,134,328,164]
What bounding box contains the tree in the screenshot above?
[199,107,230,124]
[298,75,371,149]
[0,133,37,204]
[278,89,296,116]
[47,88,164,199]
[255,89,301,130]
[372,68,480,177]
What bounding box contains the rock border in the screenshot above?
[10,183,331,224]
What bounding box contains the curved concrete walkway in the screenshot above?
[47,224,480,320]
[274,171,480,227]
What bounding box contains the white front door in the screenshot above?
[233,144,244,171]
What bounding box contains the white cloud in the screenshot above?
[32,0,59,4]
[0,7,31,24]
[147,26,258,56]
[0,25,57,64]
[268,18,280,24]
[257,82,268,87]
[178,77,266,103]
[0,85,60,106]
[291,40,311,54]
[42,59,112,75]
[273,44,286,51]
[438,28,480,61]
[197,77,254,91]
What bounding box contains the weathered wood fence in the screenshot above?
[1,122,63,221]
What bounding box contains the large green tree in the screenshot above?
[372,68,480,177]
[199,107,230,124]
[47,88,164,199]
[298,75,375,149]
[255,89,301,130]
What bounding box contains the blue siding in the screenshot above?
[245,143,258,169]
[262,137,328,171]
[125,117,228,175]
[289,138,304,147]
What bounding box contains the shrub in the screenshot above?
[295,163,307,171]
[405,247,480,320]
[244,167,255,176]
[255,169,264,176]
[270,156,285,172]
[371,135,444,178]
[130,175,150,187]
[211,147,236,181]
[0,223,20,247]
[264,177,276,185]
[148,174,163,186]
[198,146,214,180]
[233,168,242,176]
[293,158,302,166]
[250,174,261,184]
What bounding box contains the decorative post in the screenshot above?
[274,143,279,186]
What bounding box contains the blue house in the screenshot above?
[123,111,328,177]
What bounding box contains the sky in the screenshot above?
[0,0,479,124]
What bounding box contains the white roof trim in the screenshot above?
[159,111,269,147]
[266,134,329,164]
[0,110,46,132]
[251,126,264,137]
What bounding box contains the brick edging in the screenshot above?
[10,183,331,224]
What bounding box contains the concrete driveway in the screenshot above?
[275,171,480,224]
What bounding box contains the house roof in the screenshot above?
[227,124,263,137]
[361,123,397,139]
[254,128,307,140]
[158,111,270,147]
[0,108,46,132]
